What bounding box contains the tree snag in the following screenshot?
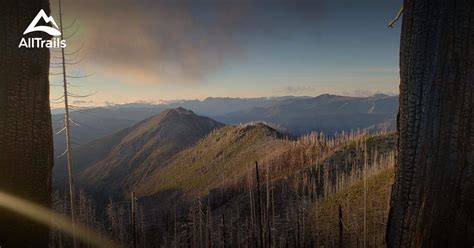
[387,0,474,247]
[0,0,53,247]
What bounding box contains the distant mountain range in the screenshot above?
[52,94,397,156]
[51,93,399,247]
[52,104,398,247]
[54,101,398,197]
[53,94,398,196]
[51,96,299,156]
[213,94,398,135]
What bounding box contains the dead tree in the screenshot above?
[255,161,264,248]
[57,1,77,246]
[131,192,137,248]
[387,0,474,247]
[0,1,54,247]
[338,205,343,248]
[222,213,227,247]
[51,1,93,246]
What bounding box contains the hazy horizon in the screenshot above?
[50,91,399,110]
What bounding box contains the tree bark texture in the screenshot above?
[0,0,53,247]
[387,0,474,247]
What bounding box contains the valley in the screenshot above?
[51,100,397,247]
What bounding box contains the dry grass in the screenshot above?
[136,123,292,197]
[311,160,395,247]
[52,122,398,247]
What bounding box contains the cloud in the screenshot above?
[54,0,322,84]
[71,100,94,105]
[279,86,316,94]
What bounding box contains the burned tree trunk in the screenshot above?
[0,1,53,247]
[387,0,474,247]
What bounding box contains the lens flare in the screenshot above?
[0,191,118,247]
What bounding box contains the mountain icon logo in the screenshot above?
[23,9,61,36]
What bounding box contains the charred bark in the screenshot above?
[0,1,53,247]
[387,0,474,247]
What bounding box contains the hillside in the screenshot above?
[215,94,398,135]
[52,120,397,247]
[136,123,396,200]
[132,126,396,247]
[136,123,292,197]
[54,107,224,198]
[312,167,394,247]
[52,105,167,156]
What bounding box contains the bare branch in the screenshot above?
[65,42,86,56]
[67,54,87,64]
[67,91,98,98]
[55,126,67,135]
[50,42,85,56]
[50,61,66,65]
[69,119,97,131]
[57,149,68,159]
[52,80,65,85]
[51,95,65,101]
[49,72,63,76]
[62,18,78,30]
[66,73,95,79]
[53,52,81,61]
[50,64,65,68]
[52,118,65,124]
[66,83,84,88]
[50,55,86,65]
[70,141,82,146]
[69,118,81,127]
[387,6,404,28]
[63,25,80,40]
[68,109,100,118]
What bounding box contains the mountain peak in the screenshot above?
[136,122,290,196]
[150,107,200,125]
[239,122,278,134]
[317,93,334,98]
[61,108,224,198]
[174,106,193,113]
[162,107,194,116]
[371,93,391,99]
[315,93,340,99]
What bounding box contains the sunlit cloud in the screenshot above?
[52,0,322,85]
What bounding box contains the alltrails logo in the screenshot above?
[18,9,66,48]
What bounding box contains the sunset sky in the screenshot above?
[49,0,402,107]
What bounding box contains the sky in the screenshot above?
[49,0,403,107]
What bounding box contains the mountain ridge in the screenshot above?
[54,107,224,199]
[135,122,291,197]
[214,94,398,135]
